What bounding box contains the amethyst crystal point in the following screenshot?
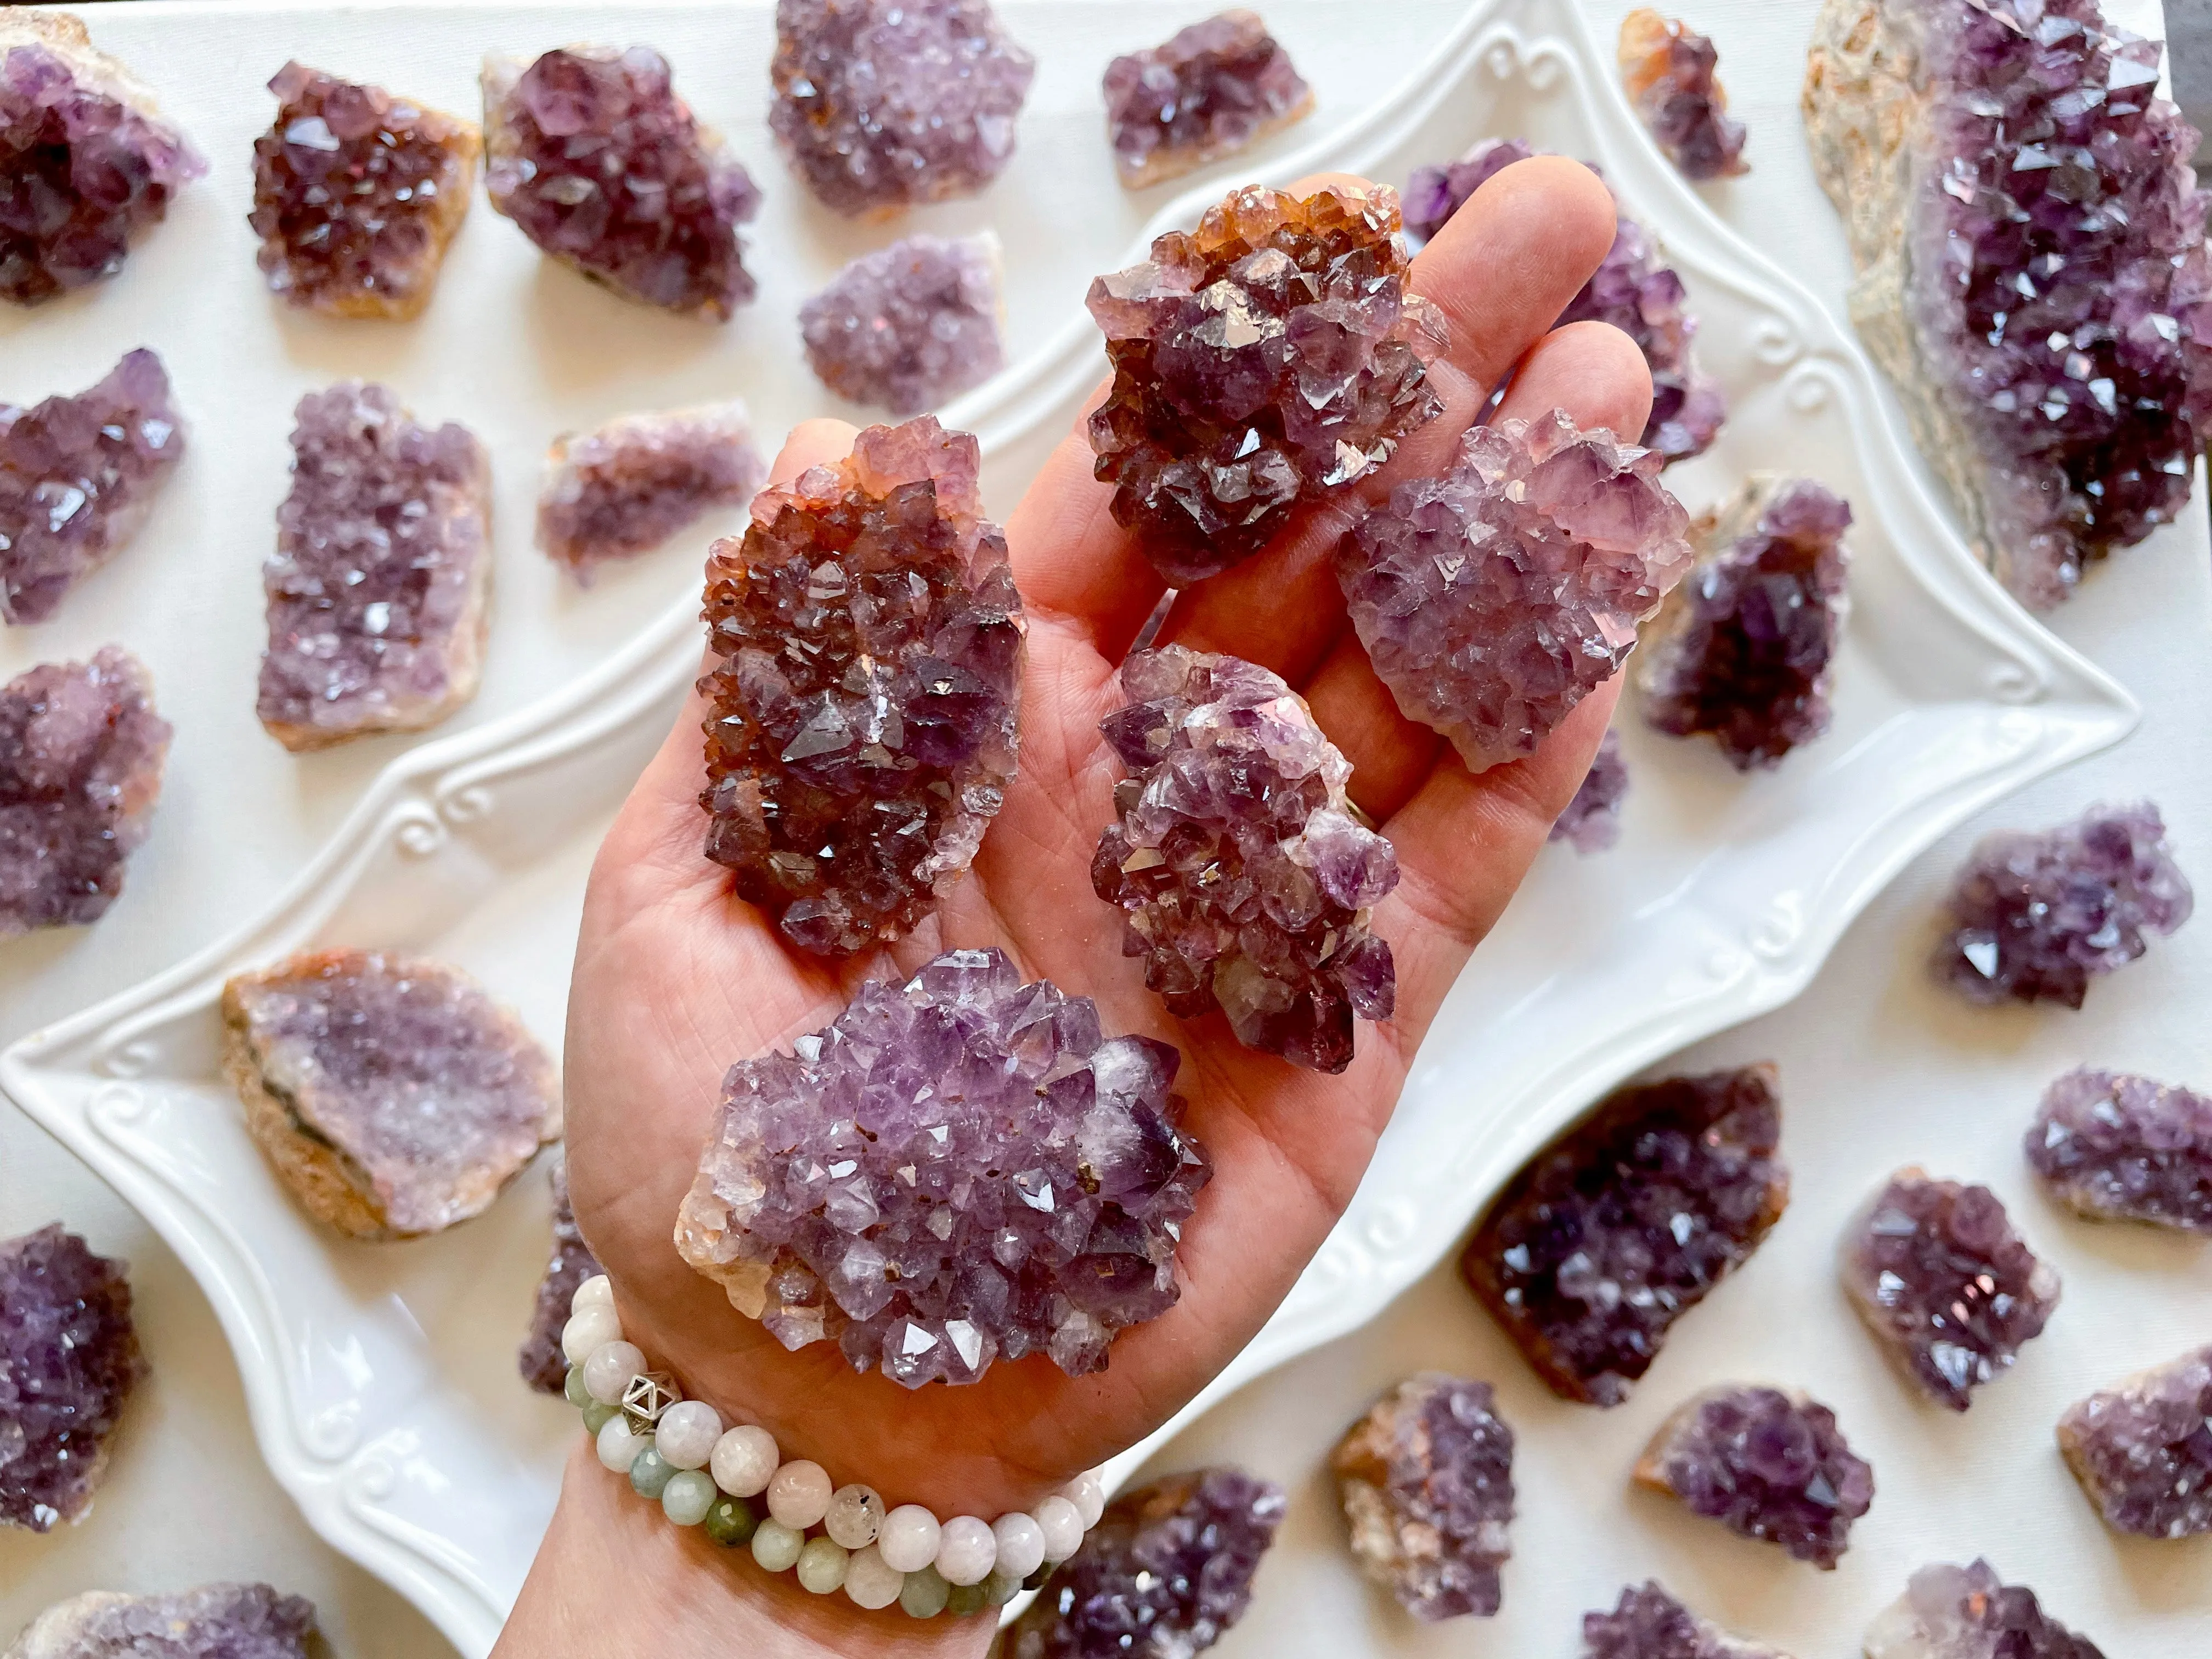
[0,647,170,938]
[2028,1067,2212,1232]
[1639,476,1852,770]
[2,348,187,626]
[1552,728,1629,854]
[698,416,1023,957]
[258,382,491,752]
[1464,1065,1787,1406]
[1341,409,1693,772]
[1864,1561,2107,1659]
[5,1583,319,1659]
[1007,1468,1284,1659]
[1087,182,1447,583]
[1634,1384,1874,1568]
[482,44,759,319]
[0,13,205,307]
[538,402,762,580]
[2058,1344,2212,1539]
[1805,0,2212,608]
[1934,802,2192,1008]
[1103,10,1316,190]
[1585,1582,1800,1659]
[1618,11,1749,182]
[1841,1168,2059,1411]
[0,1225,143,1532]
[1331,1374,1515,1621]
[1092,645,1397,1075]
[799,233,1006,416]
[519,1153,602,1394]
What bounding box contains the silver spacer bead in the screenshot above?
[620,1372,681,1437]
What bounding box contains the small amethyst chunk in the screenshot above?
[2058,1344,2212,1539]
[1864,1560,2107,1659]
[799,234,1005,416]
[1007,1468,1284,1659]
[518,1153,602,1394]
[1103,10,1314,189]
[1093,645,1397,1075]
[537,402,762,580]
[1551,729,1628,854]
[1618,11,1748,181]
[0,1225,144,1532]
[2028,1068,2212,1232]
[675,947,1211,1386]
[5,1583,319,1659]
[1634,1384,1874,1568]
[1585,1582,1800,1659]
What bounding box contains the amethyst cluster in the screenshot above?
[674,948,1211,1386]
[2058,1344,2212,1540]
[5,1583,319,1659]
[1584,1583,1799,1659]
[1617,10,1749,181]
[2028,1067,2212,1232]
[1635,1384,1875,1568]
[1092,646,1397,1075]
[0,1225,144,1532]
[1864,1560,2107,1659]
[1103,10,1314,189]
[1551,729,1629,855]
[537,402,763,579]
[518,1154,602,1394]
[800,233,1005,415]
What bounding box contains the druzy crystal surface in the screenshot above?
[5,1584,319,1659]
[1640,476,1852,770]
[1635,1385,1874,1568]
[483,44,759,319]
[1092,646,1397,1075]
[258,382,491,751]
[1842,1169,2059,1412]
[2058,1344,2212,1538]
[1553,729,1628,854]
[0,1225,143,1532]
[537,402,762,579]
[2028,1067,2212,1231]
[799,233,1005,415]
[1933,802,2192,1008]
[1341,409,1692,772]
[1007,1469,1285,1659]
[2,348,186,626]
[1331,1374,1515,1621]
[518,1154,602,1394]
[1464,1065,1787,1406]
[0,13,206,307]
[1405,139,1726,462]
[1088,183,1446,583]
[1863,1561,2106,1659]
[698,417,1023,957]
[0,647,170,938]
[1585,1582,1799,1659]
[770,0,1035,218]
[1103,10,1314,189]
[675,948,1211,1386]
[1618,10,1748,181]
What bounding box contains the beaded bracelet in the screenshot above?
[558,1273,1107,1617]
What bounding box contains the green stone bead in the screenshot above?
[581,1402,617,1437]
[629,1446,675,1500]
[900,1565,951,1619]
[563,1367,593,1409]
[981,1566,1025,1607]
[945,1583,987,1617]
[704,1497,758,1548]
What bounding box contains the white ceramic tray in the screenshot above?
[2,0,2138,1652]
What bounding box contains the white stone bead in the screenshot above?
[581,1340,645,1406]
[934,1515,996,1586]
[825,1483,887,1549]
[1063,1472,1106,1530]
[560,1304,622,1367]
[844,1544,905,1610]
[595,1417,649,1474]
[991,1511,1046,1581]
[1032,1494,1084,1561]
[751,1517,806,1573]
[796,1536,851,1595]
[876,1504,942,1573]
[662,1469,717,1527]
[766,1459,833,1530]
[709,1425,778,1497]
[653,1400,722,1470]
[569,1274,614,1315]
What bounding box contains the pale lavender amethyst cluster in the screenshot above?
[1551,729,1629,854]
[518,1154,602,1395]
[1864,1561,2107,1659]
[2029,1068,2212,1231]
[1093,646,1397,1076]
[1585,1583,1799,1659]
[2058,1344,2212,1539]
[537,402,762,579]
[1618,10,1748,182]
[5,1583,319,1659]
[799,234,1005,415]
[1102,10,1314,189]
[1637,1385,1874,1568]
[0,1225,144,1532]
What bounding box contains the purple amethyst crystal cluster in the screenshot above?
[1618,10,1749,182]
[1341,409,1692,772]
[0,1224,144,1532]
[1007,1468,1284,1659]
[518,1154,602,1394]
[2058,1344,2212,1539]
[1088,183,1447,583]
[1934,802,2192,1008]
[1092,646,1397,1075]
[698,416,1022,956]
[0,647,170,937]
[1103,10,1314,189]
[1464,1065,1788,1406]
[537,402,762,579]
[2,348,186,626]
[675,948,1211,1386]
[800,234,1006,415]
[1635,1384,1875,1568]
[2028,1067,2212,1232]
[1551,729,1629,854]
[6,1583,319,1659]
[482,44,759,320]
[1585,1582,1799,1659]
[1864,1560,2107,1659]
[1331,1374,1515,1621]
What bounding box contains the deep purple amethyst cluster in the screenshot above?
[8,1583,319,1659]
[799,233,1005,415]
[1636,1384,1874,1568]
[518,1154,602,1395]
[1551,729,1629,855]
[1585,1582,1798,1659]
[1102,10,1314,189]
[1617,10,1749,182]
[1864,1560,2107,1659]
[537,402,762,579]
[0,1224,144,1532]
[2028,1067,2212,1232]
[2058,1344,2212,1540]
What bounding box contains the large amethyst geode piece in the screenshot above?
[0,1225,144,1532]
[1331,1374,1515,1621]
[4,1584,319,1659]
[1634,1384,1874,1568]
[1805,0,2212,608]
[519,1153,602,1394]
[800,233,1006,416]
[1864,1561,2107,1659]
[2027,1067,2212,1232]
[2058,1344,2212,1539]
[1103,10,1314,190]
[1551,729,1629,854]
[482,44,759,320]
[1092,645,1397,1075]
[1585,1582,1801,1659]
[1618,10,1749,181]
[1341,409,1693,772]
[674,948,1211,1386]
[1,13,205,307]
[1087,182,1447,584]
[537,402,763,580]
[1007,1468,1284,1659]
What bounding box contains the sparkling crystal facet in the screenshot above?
[1103,10,1314,189]
[2057,1344,2212,1539]
[537,402,762,580]
[2027,1066,2212,1232]
[4,1583,319,1659]
[0,1226,143,1533]
[1863,1560,2107,1659]
[1584,1582,1801,1659]
[1634,1384,1875,1568]
[1618,10,1749,180]
[1551,729,1629,855]
[518,1153,603,1394]
[800,233,1006,415]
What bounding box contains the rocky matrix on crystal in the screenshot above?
[1405,139,1726,462]
[1341,409,1692,772]
[676,949,1210,1385]
[1552,728,1629,854]
[4,1584,319,1659]
[1093,646,1398,1075]
[1103,10,1314,189]
[1639,475,1852,771]
[770,0,1035,218]
[698,416,1023,957]
[2028,1067,2212,1232]
[221,951,562,1241]
[1331,1374,1515,1621]
[1464,1065,1787,1406]
[0,13,205,306]
[2057,1344,2212,1539]
[1805,0,2212,608]
[1618,10,1749,180]
[0,647,170,938]
[1634,1385,1875,1568]
[1007,1469,1285,1659]
[1842,1169,2059,1411]
[800,234,1006,416]
[1864,1561,2108,1659]
[518,1153,602,1393]
[1088,182,1447,583]
[482,44,759,319]
[258,383,491,751]
[538,402,763,580]
[1933,802,2192,1008]
[1585,1582,1801,1659]
[0,1226,143,1532]
[2,349,185,627]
